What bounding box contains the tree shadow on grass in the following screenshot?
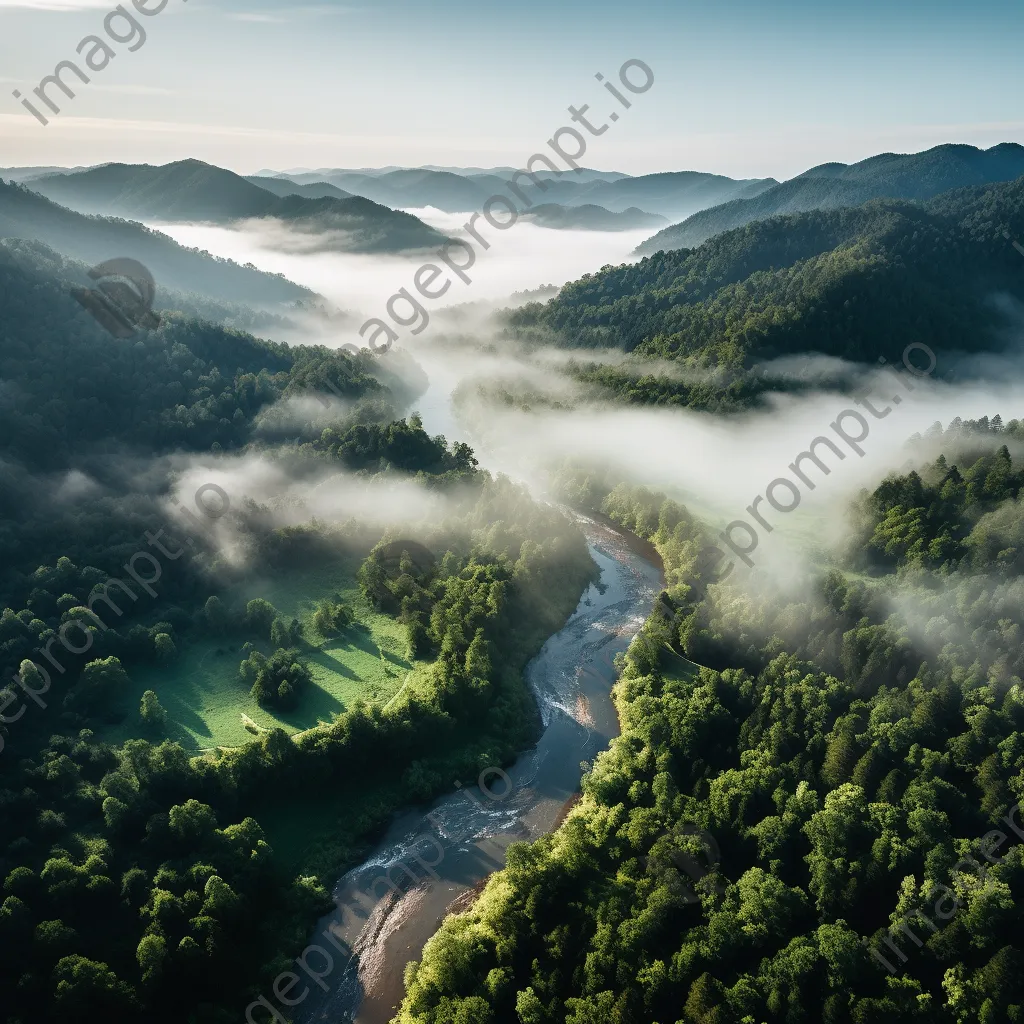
[306,646,360,680]
[272,677,346,732]
[331,621,379,657]
[313,622,411,671]
[380,648,411,670]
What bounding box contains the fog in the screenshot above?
[163,452,454,571]
[155,211,651,336]
[147,213,1024,587]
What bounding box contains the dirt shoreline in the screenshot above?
[297,518,664,1024]
[442,791,584,920]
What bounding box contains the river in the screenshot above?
[298,513,662,1024]
[143,220,664,1024]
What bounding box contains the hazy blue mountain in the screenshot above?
[583,170,776,217]
[278,165,628,182]
[458,166,629,183]
[24,159,448,252]
[0,165,95,182]
[366,168,492,211]
[637,142,1024,253]
[28,159,281,221]
[245,175,354,201]
[285,167,491,212]
[0,179,313,305]
[464,170,774,219]
[261,194,450,252]
[277,166,770,218]
[520,203,667,231]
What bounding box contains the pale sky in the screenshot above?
[0,0,1020,180]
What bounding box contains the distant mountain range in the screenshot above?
[257,165,632,183]
[0,179,313,306]
[252,166,774,220]
[6,159,774,242]
[0,165,91,182]
[242,175,354,201]
[636,143,1024,254]
[18,160,449,254]
[520,204,668,231]
[250,173,664,231]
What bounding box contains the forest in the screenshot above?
[636,142,1024,254]
[503,175,1024,410]
[0,234,599,1023]
[6,133,1024,1024]
[394,417,1024,1024]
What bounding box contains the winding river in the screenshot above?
[298,516,662,1024]
[144,222,664,1024]
[294,353,663,1024]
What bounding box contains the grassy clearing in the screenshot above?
[94,554,433,751]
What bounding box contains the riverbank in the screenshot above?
[293,515,664,1024]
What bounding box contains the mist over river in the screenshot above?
[300,313,663,1022]
[151,219,664,1023]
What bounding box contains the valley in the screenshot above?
[1,68,1023,1024]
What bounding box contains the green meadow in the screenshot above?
[95,555,433,751]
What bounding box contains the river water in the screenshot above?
[143,220,663,1024]
[294,354,663,1024]
[297,517,662,1024]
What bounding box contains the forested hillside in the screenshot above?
[0,181,311,305]
[22,160,450,253]
[395,416,1024,1024]
[0,238,372,476]
[0,242,599,1024]
[28,160,291,221]
[0,475,596,1024]
[638,143,1024,254]
[505,175,1024,409]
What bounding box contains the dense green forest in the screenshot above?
[9,142,1024,1024]
[0,236,599,1024]
[0,236,387,587]
[0,472,596,1024]
[504,174,1024,410]
[0,181,314,305]
[395,417,1024,1024]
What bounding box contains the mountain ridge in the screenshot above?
[637,142,1024,254]
[24,159,449,253]
[0,178,313,306]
